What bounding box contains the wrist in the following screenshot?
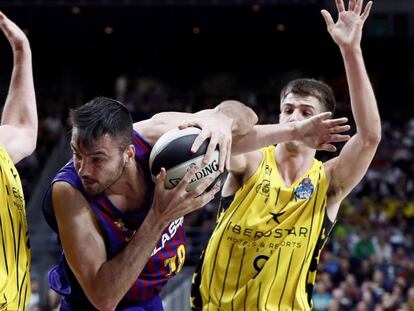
[289,122,299,141]
[214,109,234,130]
[144,209,168,233]
[340,45,363,57]
[12,39,30,51]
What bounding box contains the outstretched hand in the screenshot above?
[295,112,351,152]
[0,11,29,51]
[321,0,372,49]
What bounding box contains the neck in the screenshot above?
[275,143,316,187]
[106,159,141,196]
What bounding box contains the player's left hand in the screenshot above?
[321,0,373,49]
[179,113,232,173]
[294,112,351,152]
[0,11,30,52]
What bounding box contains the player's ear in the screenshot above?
[125,144,135,160]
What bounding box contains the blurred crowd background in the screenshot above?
[0,0,413,310]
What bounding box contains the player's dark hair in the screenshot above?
[280,78,336,114]
[69,97,133,150]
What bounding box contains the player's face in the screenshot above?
[71,129,127,195]
[279,93,322,123]
[279,93,322,150]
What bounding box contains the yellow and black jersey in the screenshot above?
[191,145,334,311]
[0,148,30,310]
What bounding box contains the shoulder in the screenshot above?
[0,125,36,164]
[133,118,161,146]
[224,147,269,196]
[51,181,89,216]
[131,129,152,153]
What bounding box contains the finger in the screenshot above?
[178,122,198,130]
[361,1,373,21]
[0,13,16,34]
[217,139,226,173]
[321,10,335,30]
[174,165,197,193]
[354,0,363,15]
[0,12,11,33]
[349,0,356,11]
[203,135,218,166]
[188,180,221,210]
[188,176,215,198]
[178,123,190,130]
[225,138,232,171]
[0,11,6,23]
[314,111,332,122]
[329,134,351,142]
[191,128,210,153]
[335,0,346,12]
[319,144,337,152]
[218,137,231,172]
[330,125,351,134]
[325,117,349,126]
[155,168,167,191]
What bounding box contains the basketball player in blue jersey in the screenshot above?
[0,11,38,310]
[42,97,262,311]
[191,1,381,310]
[42,92,351,309]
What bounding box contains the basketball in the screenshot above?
[149,127,221,191]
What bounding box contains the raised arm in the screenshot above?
[0,11,37,164]
[322,0,381,205]
[134,100,258,171]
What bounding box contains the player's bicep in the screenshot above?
[327,134,378,201]
[52,182,107,291]
[0,125,36,164]
[228,153,248,175]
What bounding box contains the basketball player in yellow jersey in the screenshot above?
[0,11,37,311]
[191,0,381,310]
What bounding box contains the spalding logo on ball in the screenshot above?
[149,127,222,191]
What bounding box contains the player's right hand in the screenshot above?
[150,165,221,228]
[179,112,232,173]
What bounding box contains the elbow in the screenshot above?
[369,132,381,146]
[248,107,259,127]
[26,139,37,156]
[21,128,37,158]
[359,120,381,147]
[367,122,382,146]
[88,293,118,311]
[236,106,258,136]
[21,138,36,160]
[82,282,119,311]
[363,131,381,148]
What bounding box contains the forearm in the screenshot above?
[232,123,295,155]
[341,47,381,143]
[2,43,37,137]
[85,212,165,310]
